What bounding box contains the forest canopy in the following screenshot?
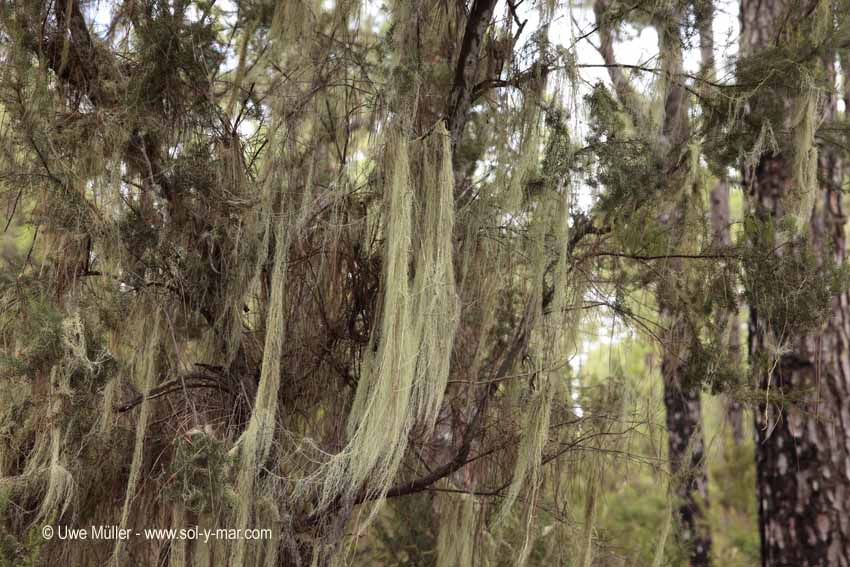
[1,0,849,566]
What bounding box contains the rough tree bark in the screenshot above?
[742,1,850,565]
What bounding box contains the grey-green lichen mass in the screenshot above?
[2,0,850,566]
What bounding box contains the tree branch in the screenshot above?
[445,0,499,146]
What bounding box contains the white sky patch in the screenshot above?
[87,0,112,36]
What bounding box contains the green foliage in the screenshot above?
[702,48,808,173]
[706,420,760,565]
[0,299,63,379]
[585,84,663,217]
[681,337,742,395]
[599,478,673,565]
[739,216,850,340]
[129,5,224,121]
[540,105,575,185]
[0,523,45,567]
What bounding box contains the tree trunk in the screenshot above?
[661,314,712,566]
[742,1,850,565]
[696,0,744,445]
[709,179,744,443]
[657,6,712,564]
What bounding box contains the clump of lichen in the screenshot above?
[166,432,230,515]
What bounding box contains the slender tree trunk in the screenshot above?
[657,6,712,564]
[709,179,744,443]
[593,2,713,562]
[661,314,712,566]
[742,1,850,565]
[696,0,744,445]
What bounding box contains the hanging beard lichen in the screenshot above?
[0,0,750,564]
[788,0,833,229]
[112,309,161,565]
[436,492,478,567]
[211,134,269,369]
[785,81,819,231]
[316,122,460,516]
[230,191,291,567]
[342,126,416,497]
[34,311,93,526]
[225,27,297,562]
[504,96,542,213]
[494,126,584,564]
[410,121,461,430]
[746,0,830,235]
[169,503,186,567]
[318,126,417,512]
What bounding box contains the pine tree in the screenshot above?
[740,0,850,564]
